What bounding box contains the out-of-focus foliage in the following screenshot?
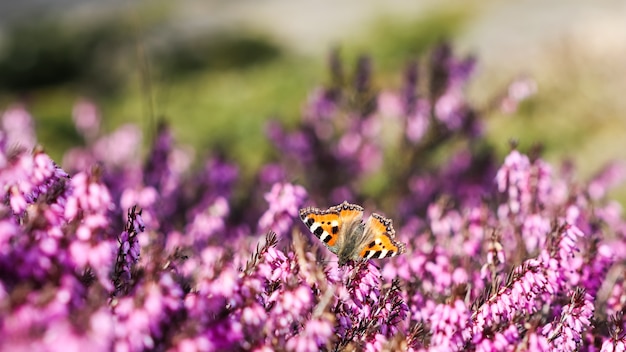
[0,7,465,167]
[1,41,625,351]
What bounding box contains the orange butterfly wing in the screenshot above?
[299,209,341,248]
[300,201,364,253]
[360,213,406,259]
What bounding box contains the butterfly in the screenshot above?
[299,201,406,266]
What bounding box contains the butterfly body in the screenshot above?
[299,201,406,266]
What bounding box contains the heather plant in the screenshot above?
[1,43,625,352]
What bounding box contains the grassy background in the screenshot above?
[1,1,625,201]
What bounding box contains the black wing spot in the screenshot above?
[323,234,332,243]
[368,241,376,248]
[373,250,382,258]
[314,227,324,237]
[306,218,314,227]
[332,226,339,235]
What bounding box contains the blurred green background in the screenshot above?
[1,0,625,198]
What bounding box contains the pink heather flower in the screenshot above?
[265,121,315,162]
[63,170,115,288]
[72,99,100,140]
[337,132,362,158]
[377,91,404,118]
[93,124,142,167]
[463,205,487,256]
[9,185,27,214]
[112,299,155,352]
[406,99,430,143]
[206,266,240,299]
[1,105,36,150]
[113,273,183,351]
[596,201,626,238]
[429,44,475,131]
[64,172,113,221]
[499,75,537,114]
[429,299,470,351]
[259,163,286,185]
[602,312,626,352]
[331,261,408,348]
[521,213,551,252]
[185,196,229,244]
[241,302,268,327]
[549,223,585,290]
[534,158,553,205]
[1,149,68,215]
[469,259,552,339]
[251,344,274,352]
[496,150,531,212]
[424,252,456,294]
[267,284,316,342]
[606,279,626,317]
[542,289,594,352]
[428,203,463,242]
[473,323,520,352]
[4,45,626,352]
[581,243,613,298]
[527,331,551,351]
[120,186,158,229]
[142,124,188,225]
[338,262,382,318]
[359,115,382,140]
[364,334,388,352]
[588,162,626,200]
[601,339,626,352]
[357,142,383,174]
[273,284,314,318]
[496,150,553,219]
[374,280,408,337]
[88,309,115,350]
[258,182,307,237]
[496,150,554,220]
[302,318,334,348]
[434,89,465,130]
[203,156,239,197]
[62,147,97,174]
[304,87,338,125]
[114,206,144,294]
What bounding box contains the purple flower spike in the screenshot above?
[588,162,626,200]
[1,104,36,151]
[2,43,626,351]
[72,99,101,140]
[429,299,470,351]
[603,313,626,352]
[92,124,142,168]
[469,260,550,339]
[113,206,144,295]
[542,288,594,351]
[258,182,307,237]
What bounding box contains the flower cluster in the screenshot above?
[1,43,625,351]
